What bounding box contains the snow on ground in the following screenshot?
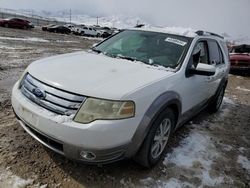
[237,155,250,173]
[0,36,49,43]
[236,86,250,92]
[140,177,194,188]
[163,131,224,187]
[0,167,34,188]
[0,37,87,44]
[223,97,235,105]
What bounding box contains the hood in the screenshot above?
[27,51,174,99]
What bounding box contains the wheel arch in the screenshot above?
[125,91,182,157]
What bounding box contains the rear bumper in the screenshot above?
[230,66,250,70]
[230,66,250,75]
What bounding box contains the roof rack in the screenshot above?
[195,30,224,39]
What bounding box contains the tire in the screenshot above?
[134,108,175,168]
[208,85,225,113]
[23,26,27,30]
[97,33,100,38]
[81,31,85,36]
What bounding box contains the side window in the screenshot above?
[192,41,209,67]
[207,41,223,65]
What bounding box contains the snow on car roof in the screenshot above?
[130,26,197,38]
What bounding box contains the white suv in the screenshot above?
[76,25,100,37]
[12,27,230,167]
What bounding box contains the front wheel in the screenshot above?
[134,108,175,168]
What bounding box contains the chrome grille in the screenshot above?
[20,74,86,115]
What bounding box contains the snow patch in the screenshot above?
[51,114,75,124]
[55,40,80,43]
[160,178,195,188]
[236,86,250,92]
[164,132,224,186]
[0,36,49,43]
[0,168,34,188]
[133,26,197,37]
[237,155,250,173]
[140,177,194,188]
[223,97,235,105]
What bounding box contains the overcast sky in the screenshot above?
[0,0,249,38]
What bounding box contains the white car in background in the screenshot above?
[12,27,230,167]
[73,25,100,37]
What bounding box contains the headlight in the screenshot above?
[74,98,135,124]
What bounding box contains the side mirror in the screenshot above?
[189,63,216,76]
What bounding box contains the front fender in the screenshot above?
[125,91,181,157]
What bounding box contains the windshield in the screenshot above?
[94,30,191,68]
[231,45,250,53]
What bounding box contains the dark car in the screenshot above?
[0,18,34,29]
[229,44,250,75]
[47,25,71,34]
[42,24,55,31]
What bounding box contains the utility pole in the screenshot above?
[97,16,99,26]
[70,9,72,23]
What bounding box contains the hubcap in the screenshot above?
[151,118,171,159]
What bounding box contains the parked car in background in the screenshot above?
[64,24,76,32]
[76,25,99,37]
[47,25,71,34]
[42,24,56,31]
[229,44,250,75]
[12,28,229,167]
[0,18,34,29]
[94,26,114,38]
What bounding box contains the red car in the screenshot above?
[230,44,250,75]
[0,18,34,29]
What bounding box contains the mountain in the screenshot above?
[33,10,149,28]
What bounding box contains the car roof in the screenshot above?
[130,27,197,38]
[129,27,224,41]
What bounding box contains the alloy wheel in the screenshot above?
[151,118,171,159]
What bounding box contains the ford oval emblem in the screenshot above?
[32,88,46,99]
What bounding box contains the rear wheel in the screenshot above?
[208,85,225,113]
[134,108,175,168]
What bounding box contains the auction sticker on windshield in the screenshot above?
[165,37,187,46]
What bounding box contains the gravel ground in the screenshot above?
[0,27,249,188]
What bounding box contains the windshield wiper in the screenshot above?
[91,47,102,54]
[116,54,139,62]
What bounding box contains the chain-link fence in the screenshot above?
[0,8,67,26]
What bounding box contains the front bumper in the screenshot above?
[12,82,142,163]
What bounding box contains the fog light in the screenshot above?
[80,151,96,160]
